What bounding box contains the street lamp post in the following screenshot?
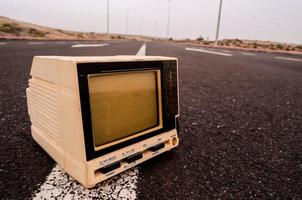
[140,17,142,36]
[107,0,110,34]
[167,0,171,39]
[155,22,158,37]
[215,0,223,45]
[126,8,129,34]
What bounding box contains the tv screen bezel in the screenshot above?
[77,60,178,161]
[88,69,163,151]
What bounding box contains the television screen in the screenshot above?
[88,70,162,150]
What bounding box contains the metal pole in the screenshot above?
[107,0,109,34]
[140,17,142,36]
[126,8,129,34]
[155,22,158,37]
[167,0,171,39]
[215,0,223,45]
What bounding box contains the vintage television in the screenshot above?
[26,56,179,188]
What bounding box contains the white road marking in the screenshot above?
[275,56,302,62]
[28,42,45,45]
[185,47,233,57]
[220,50,231,53]
[71,44,109,48]
[136,43,146,56]
[33,165,138,200]
[242,52,256,56]
[0,42,7,45]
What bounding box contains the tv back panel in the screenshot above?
[26,56,179,188]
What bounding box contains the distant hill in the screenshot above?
[0,16,107,40]
[0,16,301,54]
[0,16,152,41]
[173,38,302,54]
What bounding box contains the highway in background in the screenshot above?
[0,40,301,199]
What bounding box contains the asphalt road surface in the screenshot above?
[0,40,302,199]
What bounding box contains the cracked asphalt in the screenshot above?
[0,40,302,199]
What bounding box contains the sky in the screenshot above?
[0,0,301,44]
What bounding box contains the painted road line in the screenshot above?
[220,50,231,53]
[242,52,256,56]
[0,42,7,45]
[33,165,138,200]
[275,56,302,62]
[136,43,146,56]
[185,47,232,57]
[28,42,45,45]
[71,44,109,48]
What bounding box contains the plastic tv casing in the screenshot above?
[26,56,179,188]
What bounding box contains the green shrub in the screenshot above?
[88,32,96,38]
[234,42,242,47]
[234,38,243,43]
[259,44,269,48]
[270,46,277,50]
[276,44,284,49]
[0,23,23,35]
[196,36,204,41]
[28,28,46,37]
[296,45,302,50]
[77,33,84,38]
[56,29,64,33]
[253,42,258,48]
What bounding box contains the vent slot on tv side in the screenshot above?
[28,79,60,142]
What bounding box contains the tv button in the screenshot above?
[99,161,121,174]
[124,152,143,163]
[148,143,165,152]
